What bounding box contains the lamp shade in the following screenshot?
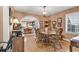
[43,11,47,15]
[13,18,19,23]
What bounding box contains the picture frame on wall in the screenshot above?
[52,21,56,28]
[40,21,43,29]
[57,17,62,27]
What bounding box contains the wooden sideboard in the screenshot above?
[12,36,24,52]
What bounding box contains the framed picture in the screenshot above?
[40,21,43,29]
[57,17,62,27]
[52,21,56,28]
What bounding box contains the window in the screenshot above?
[66,12,79,34]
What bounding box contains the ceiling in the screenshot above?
[14,6,75,16]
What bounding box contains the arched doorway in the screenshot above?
[21,16,40,34]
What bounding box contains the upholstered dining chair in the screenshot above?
[70,36,79,52]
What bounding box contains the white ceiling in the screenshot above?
[14,6,75,16]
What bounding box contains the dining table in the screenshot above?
[36,30,62,51]
[40,31,57,43]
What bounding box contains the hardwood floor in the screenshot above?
[24,34,79,52]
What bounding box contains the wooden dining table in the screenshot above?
[40,31,57,43]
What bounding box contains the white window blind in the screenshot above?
[66,12,79,34]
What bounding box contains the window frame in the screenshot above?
[65,12,79,35]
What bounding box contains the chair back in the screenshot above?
[12,31,22,37]
[5,35,14,51]
[35,29,40,37]
[56,28,63,35]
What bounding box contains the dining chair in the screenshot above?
[56,28,64,40]
[70,36,79,52]
[49,35,57,51]
[0,35,14,52]
[48,28,63,51]
[55,28,63,48]
[35,29,42,43]
[49,34,62,51]
[41,33,49,45]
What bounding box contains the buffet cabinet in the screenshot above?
[12,37,24,52]
[39,20,51,30]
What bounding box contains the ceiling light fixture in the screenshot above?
[43,6,47,17]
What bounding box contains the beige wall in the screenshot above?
[0,6,78,42]
[13,11,49,21]
[11,8,49,30]
[0,6,3,41]
[12,6,79,39]
[10,6,48,21]
[49,6,79,39]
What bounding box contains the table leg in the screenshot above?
[70,41,72,52]
[70,45,72,52]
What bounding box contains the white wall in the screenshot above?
[3,6,9,42]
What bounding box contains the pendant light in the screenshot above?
[43,6,47,17]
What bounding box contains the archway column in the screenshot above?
[3,6,9,43]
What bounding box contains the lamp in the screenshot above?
[43,6,47,16]
[10,17,19,24]
[13,17,19,23]
[13,18,19,24]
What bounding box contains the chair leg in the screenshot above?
[53,43,56,51]
[70,45,72,52]
[59,40,62,49]
[55,39,62,49]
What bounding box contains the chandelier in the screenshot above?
[43,6,47,17]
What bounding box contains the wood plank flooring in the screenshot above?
[24,34,79,52]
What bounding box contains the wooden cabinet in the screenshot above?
[44,20,51,30]
[12,37,24,52]
[39,20,51,31]
[44,21,49,27]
